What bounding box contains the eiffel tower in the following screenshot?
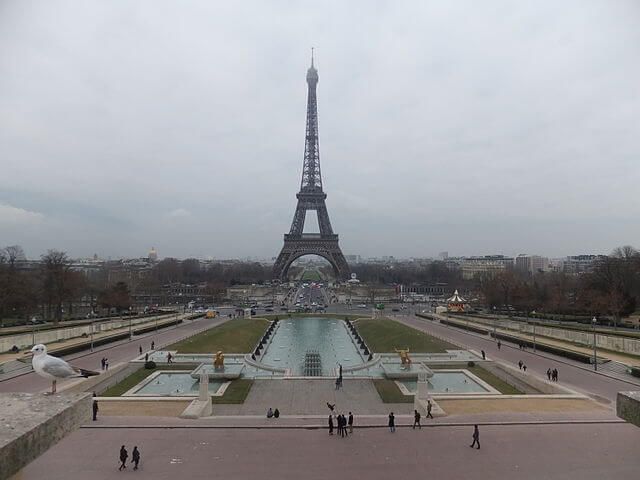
[272,53,349,280]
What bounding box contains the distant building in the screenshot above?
[459,255,514,280]
[148,247,158,262]
[561,255,605,274]
[345,254,361,263]
[515,254,550,275]
[438,251,448,261]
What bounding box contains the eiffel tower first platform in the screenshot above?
[272,54,349,281]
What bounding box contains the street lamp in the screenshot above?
[592,316,598,371]
[128,306,133,340]
[31,316,38,346]
[90,312,95,352]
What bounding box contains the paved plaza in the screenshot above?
[16,422,640,480]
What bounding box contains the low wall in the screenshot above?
[451,314,640,356]
[0,315,176,352]
[491,362,579,395]
[0,392,91,480]
[617,391,640,427]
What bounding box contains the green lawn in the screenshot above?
[373,379,413,403]
[300,270,323,282]
[430,364,523,395]
[212,379,253,404]
[99,365,196,397]
[354,318,457,353]
[166,318,270,353]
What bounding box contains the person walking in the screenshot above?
[328,414,334,435]
[518,360,523,370]
[139,345,142,355]
[151,341,155,350]
[426,400,434,419]
[481,350,486,360]
[388,412,396,433]
[348,412,354,433]
[101,357,106,371]
[92,393,99,421]
[335,377,341,390]
[131,446,140,470]
[470,425,480,449]
[522,364,527,372]
[497,340,501,350]
[118,445,128,470]
[413,409,421,429]
[145,353,149,362]
[105,358,109,371]
[553,368,558,382]
[546,368,552,381]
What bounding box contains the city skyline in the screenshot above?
[2,1,639,260]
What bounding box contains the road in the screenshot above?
[0,310,234,394]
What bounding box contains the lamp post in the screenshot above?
[592,316,597,371]
[128,306,133,340]
[31,316,38,346]
[90,312,95,352]
[493,306,497,342]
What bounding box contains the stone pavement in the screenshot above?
[14,422,640,479]
[214,378,408,415]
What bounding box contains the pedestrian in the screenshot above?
[547,368,552,381]
[92,392,99,421]
[470,425,480,449]
[339,363,343,378]
[413,409,421,429]
[139,345,142,355]
[340,414,347,437]
[348,412,354,433]
[167,353,172,364]
[481,350,486,360]
[553,368,558,382]
[267,408,273,418]
[274,408,280,418]
[518,360,523,370]
[426,400,434,419]
[328,414,334,435]
[523,364,527,372]
[151,341,155,350]
[335,377,340,390]
[497,340,501,350]
[118,445,128,470]
[131,446,140,470]
[101,357,106,371]
[388,412,395,433]
[337,414,343,437]
[105,358,109,370]
[145,353,149,362]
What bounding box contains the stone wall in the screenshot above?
[0,392,91,480]
[0,315,174,353]
[617,391,640,427]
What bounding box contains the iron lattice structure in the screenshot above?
[273,55,350,280]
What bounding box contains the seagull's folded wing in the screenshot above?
[41,357,76,378]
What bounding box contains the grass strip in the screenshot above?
[373,379,413,403]
[212,379,253,404]
[166,318,270,353]
[355,318,457,353]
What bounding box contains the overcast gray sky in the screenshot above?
[1,0,639,260]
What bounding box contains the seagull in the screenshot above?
[31,344,100,394]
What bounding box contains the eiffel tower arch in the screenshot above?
[273,54,350,281]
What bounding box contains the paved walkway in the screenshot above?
[394,314,636,405]
[214,378,408,415]
[15,422,640,479]
[0,314,233,394]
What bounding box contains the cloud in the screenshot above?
[165,208,192,220]
[0,203,44,225]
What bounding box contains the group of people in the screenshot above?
[100,357,109,370]
[546,368,559,382]
[328,412,353,437]
[517,360,528,372]
[118,445,141,471]
[412,402,434,429]
[266,407,280,418]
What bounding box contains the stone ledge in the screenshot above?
[0,392,91,480]
[616,391,640,427]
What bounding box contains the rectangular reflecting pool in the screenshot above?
[260,317,365,375]
[399,371,492,394]
[130,373,224,396]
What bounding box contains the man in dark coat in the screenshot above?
[388,412,395,433]
[328,414,334,435]
[470,425,480,449]
[348,412,354,433]
[119,445,128,470]
[92,393,99,421]
[131,446,140,470]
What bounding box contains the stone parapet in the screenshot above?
[616,391,640,427]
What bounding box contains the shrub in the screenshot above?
[467,361,475,367]
[631,366,640,378]
[144,361,156,369]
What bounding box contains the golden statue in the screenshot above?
[394,348,412,365]
[214,351,224,369]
